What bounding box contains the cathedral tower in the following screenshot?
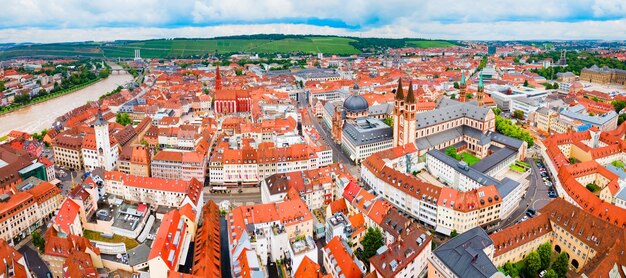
[459,70,467,102]
[400,80,417,147]
[94,111,115,170]
[477,72,485,107]
[392,79,404,147]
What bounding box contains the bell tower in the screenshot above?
[393,79,404,147]
[94,111,115,170]
[477,72,485,107]
[402,80,417,147]
[459,70,467,102]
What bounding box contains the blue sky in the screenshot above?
[0,0,625,42]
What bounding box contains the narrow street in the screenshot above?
[305,107,361,179]
[498,157,552,229]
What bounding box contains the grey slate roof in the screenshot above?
[427,149,500,186]
[432,227,498,278]
[342,118,393,146]
[369,103,393,117]
[464,126,491,146]
[488,131,524,149]
[471,147,516,173]
[606,164,626,180]
[494,177,520,198]
[416,99,491,129]
[561,105,617,126]
[415,127,464,150]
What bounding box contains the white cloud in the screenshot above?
[1,19,625,43]
[0,0,624,42]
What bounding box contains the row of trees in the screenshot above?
[542,82,560,90]
[495,116,535,147]
[530,51,626,79]
[99,86,123,100]
[503,242,569,278]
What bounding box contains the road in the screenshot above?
[303,103,361,179]
[19,244,50,278]
[203,187,261,206]
[498,157,553,229]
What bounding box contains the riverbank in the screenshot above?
[0,73,133,137]
[0,77,105,116]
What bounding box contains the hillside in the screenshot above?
[0,35,457,59]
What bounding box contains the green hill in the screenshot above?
[0,35,458,59]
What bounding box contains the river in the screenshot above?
[0,71,133,136]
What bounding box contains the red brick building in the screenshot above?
[214,89,251,114]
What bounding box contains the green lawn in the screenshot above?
[0,37,454,59]
[407,40,457,48]
[516,160,530,168]
[457,152,481,166]
[510,164,526,173]
[83,230,138,250]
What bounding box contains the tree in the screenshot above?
[552,82,559,89]
[537,242,552,270]
[383,117,393,127]
[450,229,458,238]
[492,107,502,116]
[453,82,460,89]
[524,251,542,277]
[32,231,45,253]
[513,109,525,120]
[523,79,529,87]
[445,146,457,159]
[619,114,626,125]
[360,227,384,262]
[543,269,558,278]
[116,113,132,126]
[98,68,110,78]
[466,93,473,99]
[592,96,599,102]
[611,100,626,113]
[551,252,569,278]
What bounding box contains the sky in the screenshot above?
[0,0,625,43]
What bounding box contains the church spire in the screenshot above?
[461,70,466,85]
[395,78,404,100]
[405,80,416,104]
[215,62,222,91]
[478,72,484,88]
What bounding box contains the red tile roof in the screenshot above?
[323,237,363,278]
[148,210,187,271]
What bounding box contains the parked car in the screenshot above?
[526,208,537,217]
[521,215,529,222]
[545,181,553,186]
[539,270,547,277]
[548,191,557,198]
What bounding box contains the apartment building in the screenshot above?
[118,145,151,177]
[428,227,502,278]
[369,223,431,278]
[103,171,203,209]
[0,239,32,278]
[151,150,206,182]
[490,198,626,276]
[322,236,366,278]
[0,180,62,245]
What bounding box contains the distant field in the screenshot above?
[407,40,456,48]
[0,36,456,59]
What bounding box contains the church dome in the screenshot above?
[343,94,368,113]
